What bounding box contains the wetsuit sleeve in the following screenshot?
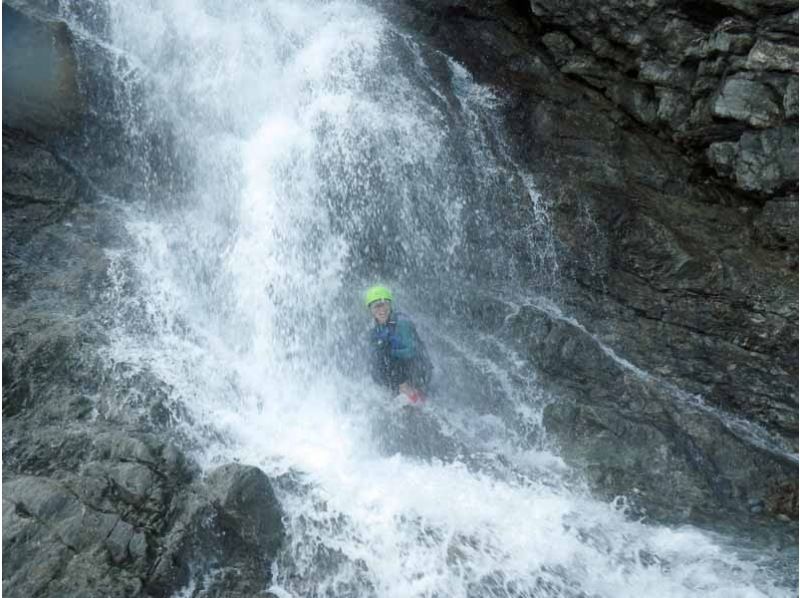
[390,320,417,360]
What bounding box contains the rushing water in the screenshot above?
[51,0,796,596]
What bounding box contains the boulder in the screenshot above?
[147,463,285,598]
[711,77,782,128]
[745,39,799,72]
[3,434,285,598]
[734,126,799,193]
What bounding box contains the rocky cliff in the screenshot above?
[383,0,798,521]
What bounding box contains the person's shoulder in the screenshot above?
[392,312,417,329]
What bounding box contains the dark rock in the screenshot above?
[707,126,799,194]
[711,76,782,128]
[639,61,694,89]
[206,463,286,555]
[146,463,285,598]
[605,81,658,125]
[3,128,79,207]
[503,0,799,202]
[702,30,755,56]
[541,31,576,65]
[706,140,739,176]
[3,425,284,598]
[500,301,797,521]
[745,39,799,72]
[765,480,799,519]
[735,126,799,193]
[752,197,799,254]
[711,0,797,18]
[387,0,797,524]
[784,75,798,118]
[2,4,84,136]
[655,88,693,130]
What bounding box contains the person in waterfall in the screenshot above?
[364,284,432,403]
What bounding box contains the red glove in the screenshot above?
[406,390,425,404]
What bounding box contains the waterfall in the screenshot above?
[53,0,793,595]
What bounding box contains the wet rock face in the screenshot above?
[526,0,798,197]
[3,3,85,135]
[3,125,285,597]
[3,429,285,598]
[386,0,797,521]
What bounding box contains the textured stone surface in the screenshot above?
[523,0,797,196]
[3,125,285,597]
[735,126,799,192]
[745,39,799,72]
[383,0,798,523]
[784,76,799,118]
[3,431,285,598]
[712,77,782,128]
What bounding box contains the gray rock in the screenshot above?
[762,9,799,35]
[105,519,136,564]
[711,0,797,18]
[746,39,799,72]
[128,530,148,561]
[735,126,799,193]
[562,52,616,81]
[656,88,692,130]
[505,301,796,521]
[697,56,732,78]
[206,463,286,554]
[606,81,658,124]
[712,77,782,128]
[3,430,284,598]
[2,130,79,207]
[706,31,755,56]
[147,463,285,598]
[707,140,739,176]
[541,31,576,66]
[752,197,800,253]
[3,476,141,597]
[784,76,798,119]
[639,61,694,89]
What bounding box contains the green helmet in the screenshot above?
[364,285,393,308]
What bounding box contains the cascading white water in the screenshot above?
[62,0,794,595]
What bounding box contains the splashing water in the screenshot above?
[54,0,796,596]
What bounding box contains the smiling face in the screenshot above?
[369,300,391,325]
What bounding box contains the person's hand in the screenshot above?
[398,383,423,404]
[374,328,390,347]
